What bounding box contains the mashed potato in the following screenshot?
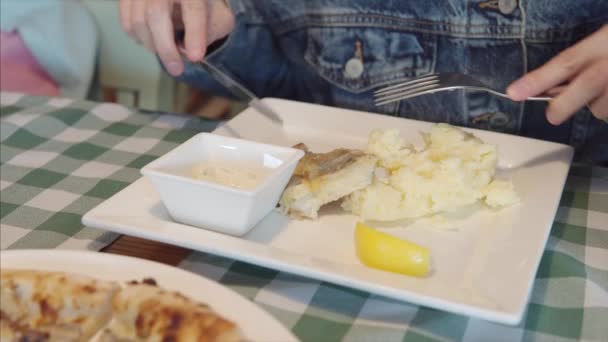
[342,124,519,221]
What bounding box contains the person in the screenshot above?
[2,0,98,99]
[118,0,608,164]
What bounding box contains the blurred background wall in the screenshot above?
[0,0,239,119]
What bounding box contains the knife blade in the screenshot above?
[197,61,283,125]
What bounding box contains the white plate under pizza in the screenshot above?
[0,249,297,342]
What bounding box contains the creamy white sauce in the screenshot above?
[190,161,271,190]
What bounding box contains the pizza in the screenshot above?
[0,270,242,342]
[1,269,118,341]
[99,279,240,342]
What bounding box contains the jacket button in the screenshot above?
[498,0,518,14]
[344,58,364,79]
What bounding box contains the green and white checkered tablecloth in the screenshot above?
[1,92,607,341]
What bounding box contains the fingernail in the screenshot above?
[166,61,182,76]
[506,81,530,101]
[188,48,205,61]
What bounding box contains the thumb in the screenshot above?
[206,0,235,45]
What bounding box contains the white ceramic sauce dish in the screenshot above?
[141,133,304,236]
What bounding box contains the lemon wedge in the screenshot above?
[355,222,430,277]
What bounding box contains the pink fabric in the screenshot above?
[0,31,60,97]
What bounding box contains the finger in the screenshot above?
[544,85,568,97]
[132,0,155,50]
[119,0,133,35]
[207,0,235,44]
[147,0,183,76]
[588,88,608,120]
[507,27,608,100]
[546,59,608,125]
[181,0,208,61]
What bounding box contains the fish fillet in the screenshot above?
[279,144,377,219]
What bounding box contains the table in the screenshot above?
[1,92,607,342]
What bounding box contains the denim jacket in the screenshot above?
[178,0,608,165]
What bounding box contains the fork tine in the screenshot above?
[374,83,441,106]
[373,78,440,97]
[374,74,439,95]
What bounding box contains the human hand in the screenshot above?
[119,0,235,76]
[507,25,608,125]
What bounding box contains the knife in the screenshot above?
[174,31,282,124]
[195,59,283,125]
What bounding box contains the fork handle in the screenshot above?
[488,89,551,102]
[525,96,552,101]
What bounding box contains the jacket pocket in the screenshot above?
[304,27,436,93]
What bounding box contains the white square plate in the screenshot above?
[83,98,573,325]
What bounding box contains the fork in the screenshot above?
[374,72,552,106]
